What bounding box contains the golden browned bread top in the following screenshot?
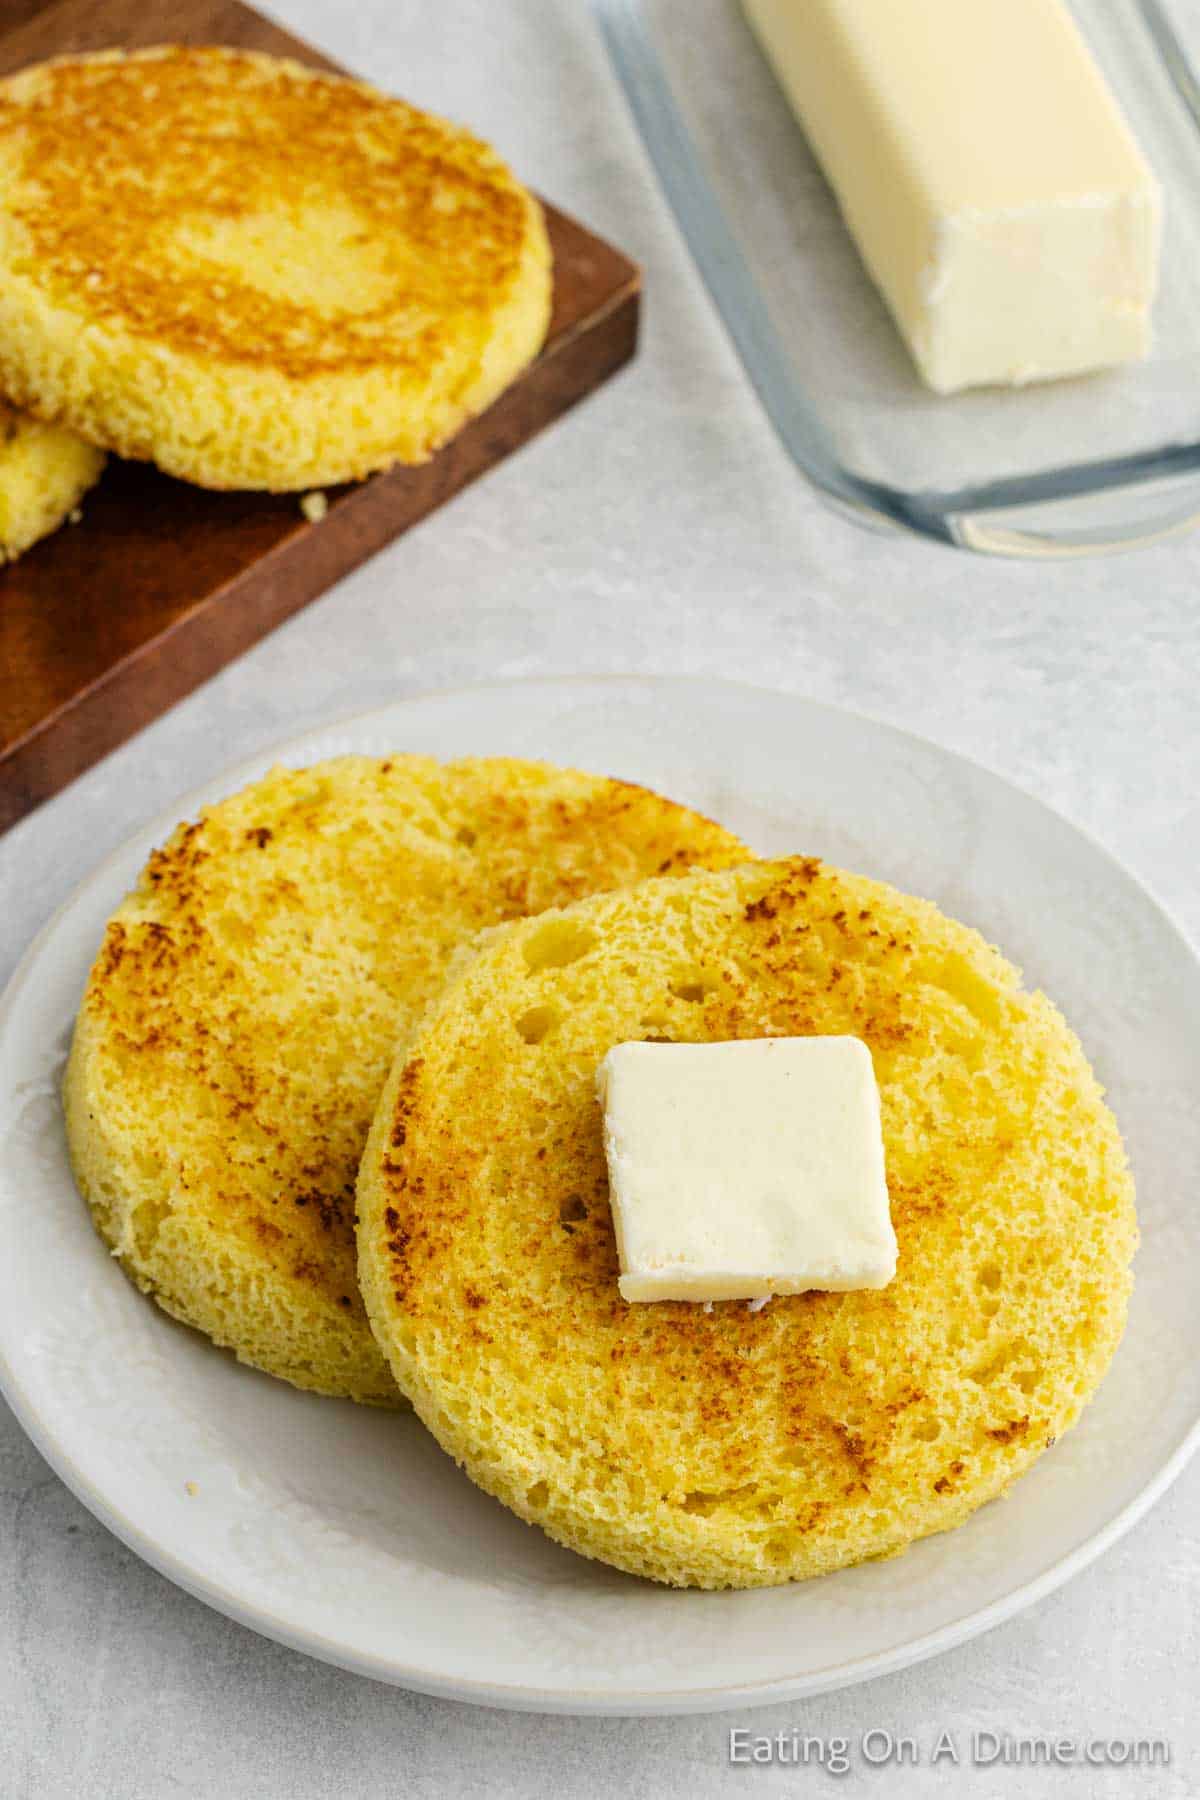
[0,46,535,378]
[358,857,1137,1585]
[64,756,748,1403]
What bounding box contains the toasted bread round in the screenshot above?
[0,400,104,561]
[0,47,551,489]
[64,757,748,1404]
[358,857,1137,1587]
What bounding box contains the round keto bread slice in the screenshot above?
[0,46,551,490]
[358,856,1137,1588]
[0,399,104,561]
[63,756,748,1404]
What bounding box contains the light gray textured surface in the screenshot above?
[1,1,1197,1794]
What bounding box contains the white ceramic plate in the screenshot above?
[1,677,1198,1716]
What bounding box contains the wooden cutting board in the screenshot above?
[0,0,641,833]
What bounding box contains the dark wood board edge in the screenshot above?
[0,0,59,35]
[0,0,346,72]
[0,0,643,834]
[0,279,639,833]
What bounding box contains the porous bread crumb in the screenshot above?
[64,756,749,1405]
[358,856,1137,1589]
[0,47,552,490]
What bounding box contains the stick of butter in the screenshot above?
[743,0,1162,392]
[597,1037,897,1304]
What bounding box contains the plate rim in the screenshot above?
[2,671,1199,1715]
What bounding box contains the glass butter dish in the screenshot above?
[594,0,1200,556]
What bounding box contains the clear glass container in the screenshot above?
[594,0,1200,556]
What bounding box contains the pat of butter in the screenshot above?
[596,1038,896,1303]
[743,0,1162,392]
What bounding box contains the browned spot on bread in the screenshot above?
[988,1416,1031,1445]
[933,1460,967,1495]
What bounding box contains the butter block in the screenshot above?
[596,1037,896,1303]
[743,0,1162,392]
